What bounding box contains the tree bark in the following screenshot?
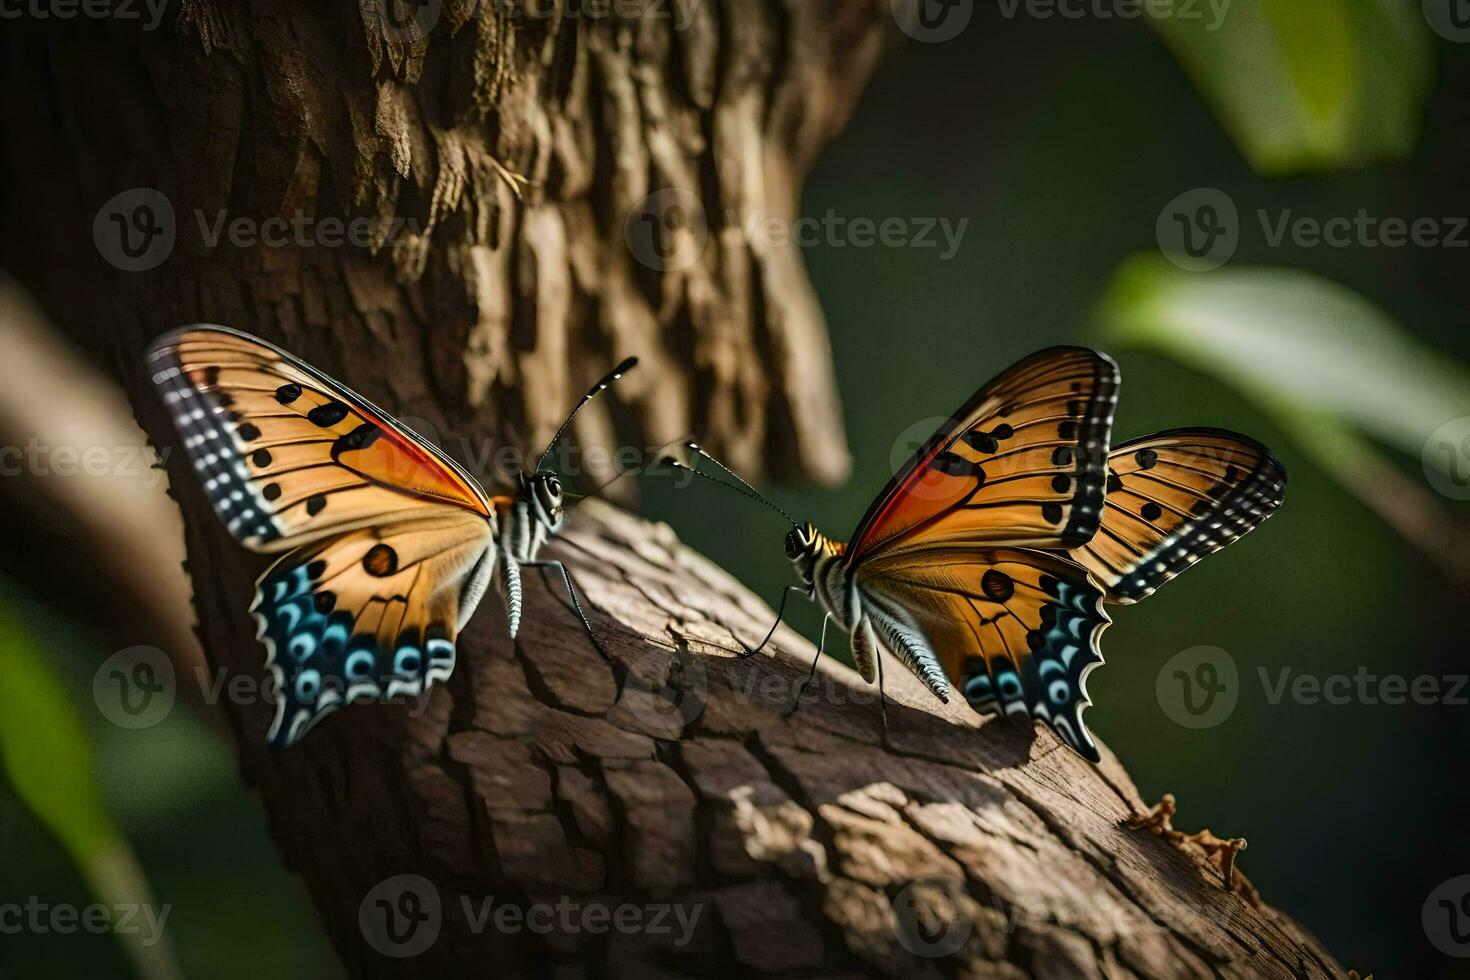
[0,0,880,488]
[0,3,1350,977]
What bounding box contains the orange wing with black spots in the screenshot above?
[1068,428,1286,604]
[148,325,497,748]
[848,347,1119,560]
[251,511,492,749]
[858,547,1110,761]
[148,325,489,552]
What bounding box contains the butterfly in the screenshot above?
[668,346,1285,762]
[147,325,636,748]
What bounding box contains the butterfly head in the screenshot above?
[521,471,566,531]
[784,522,833,588]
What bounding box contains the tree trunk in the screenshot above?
[0,3,1349,977]
[0,0,878,488]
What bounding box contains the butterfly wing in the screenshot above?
[147,325,491,551]
[848,347,1119,559]
[858,547,1110,761]
[1069,428,1286,604]
[148,325,500,747]
[253,509,495,748]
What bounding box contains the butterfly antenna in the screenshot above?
[680,442,799,527]
[660,455,798,528]
[685,442,766,499]
[565,436,692,509]
[536,356,639,472]
[664,445,802,661]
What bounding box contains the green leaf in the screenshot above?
[0,607,181,980]
[1095,254,1470,459]
[1148,0,1434,175]
[1093,253,1470,578]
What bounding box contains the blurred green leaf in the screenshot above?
[0,607,180,980]
[1148,0,1434,175]
[1094,253,1470,578]
[1095,254,1470,458]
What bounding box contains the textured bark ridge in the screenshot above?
[225,500,1334,978]
[0,0,883,487]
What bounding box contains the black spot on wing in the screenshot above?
[981,569,1015,602]
[363,543,398,577]
[932,452,987,482]
[308,401,351,427]
[332,422,382,459]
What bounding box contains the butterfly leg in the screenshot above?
[739,585,806,658]
[874,645,890,742]
[782,613,830,718]
[525,560,610,663]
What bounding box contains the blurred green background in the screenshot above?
[4,4,1470,977]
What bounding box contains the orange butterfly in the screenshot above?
[148,326,635,748]
[670,347,1285,761]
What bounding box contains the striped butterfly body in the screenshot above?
[681,346,1285,762]
[149,325,634,748]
